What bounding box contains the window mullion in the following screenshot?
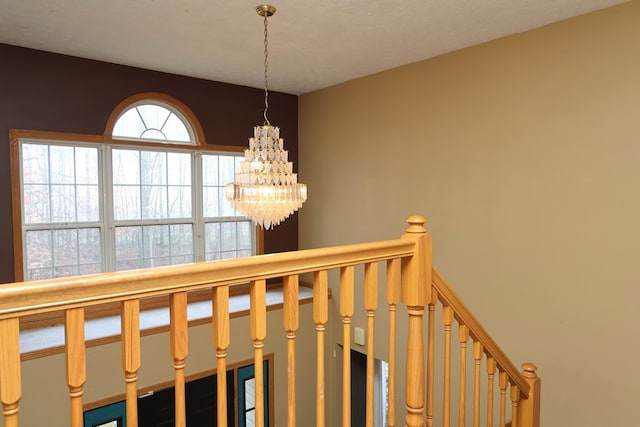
[102,145,116,272]
[194,151,205,262]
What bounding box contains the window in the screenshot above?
[85,358,271,426]
[238,361,270,427]
[11,94,257,281]
[83,401,125,427]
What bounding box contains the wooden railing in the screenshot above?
[0,216,540,427]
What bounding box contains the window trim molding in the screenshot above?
[9,94,264,284]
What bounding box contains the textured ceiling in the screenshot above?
[0,0,629,95]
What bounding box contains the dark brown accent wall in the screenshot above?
[0,43,299,284]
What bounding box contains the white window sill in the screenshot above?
[20,287,314,359]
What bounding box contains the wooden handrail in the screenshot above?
[431,268,530,397]
[0,239,414,319]
[0,215,540,427]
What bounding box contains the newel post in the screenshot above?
[517,363,541,427]
[401,215,432,427]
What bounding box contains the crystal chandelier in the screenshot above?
[225,4,307,230]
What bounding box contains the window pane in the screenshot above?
[115,226,143,271]
[246,409,255,427]
[112,150,140,185]
[167,152,191,185]
[25,230,52,270]
[22,144,100,225]
[221,222,237,252]
[113,185,141,220]
[237,221,252,250]
[170,224,194,257]
[78,228,102,264]
[167,152,192,218]
[25,228,102,279]
[113,108,146,138]
[137,105,170,134]
[53,229,78,267]
[113,103,194,144]
[77,185,100,222]
[168,186,192,218]
[117,224,194,271]
[219,187,236,217]
[141,185,167,219]
[245,378,256,408]
[202,155,219,186]
[143,225,170,267]
[22,144,49,184]
[51,184,76,222]
[203,154,242,218]
[203,186,219,218]
[54,265,79,278]
[205,222,221,259]
[75,147,98,185]
[218,156,235,186]
[23,184,50,224]
[163,113,191,142]
[49,146,74,184]
[141,151,166,185]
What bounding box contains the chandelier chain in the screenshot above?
[263,12,270,126]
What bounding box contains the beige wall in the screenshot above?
[7,304,317,426]
[300,1,640,425]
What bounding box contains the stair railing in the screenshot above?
[0,215,540,427]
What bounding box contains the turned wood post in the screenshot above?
[121,299,141,427]
[212,286,230,427]
[0,318,21,427]
[517,363,541,427]
[170,292,188,427]
[283,275,299,427]
[401,215,432,427]
[250,279,267,427]
[65,308,86,427]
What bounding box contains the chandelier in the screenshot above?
[225,4,307,230]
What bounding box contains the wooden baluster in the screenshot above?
[313,270,329,427]
[400,215,431,427]
[426,289,437,427]
[510,383,520,427]
[0,318,21,427]
[283,275,299,427]
[121,299,141,427]
[386,258,400,427]
[170,292,188,427]
[340,265,355,427]
[517,363,541,427]
[442,305,453,427]
[458,324,469,427]
[486,358,496,427]
[251,279,267,427]
[498,371,507,427]
[364,262,378,427]
[213,285,230,427]
[472,342,483,427]
[65,308,86,427]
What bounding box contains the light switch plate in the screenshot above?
[354,327,365,346]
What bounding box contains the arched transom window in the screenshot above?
[112,102,195,144]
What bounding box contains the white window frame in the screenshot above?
[11,94,258,282]
[16,137,255,280]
